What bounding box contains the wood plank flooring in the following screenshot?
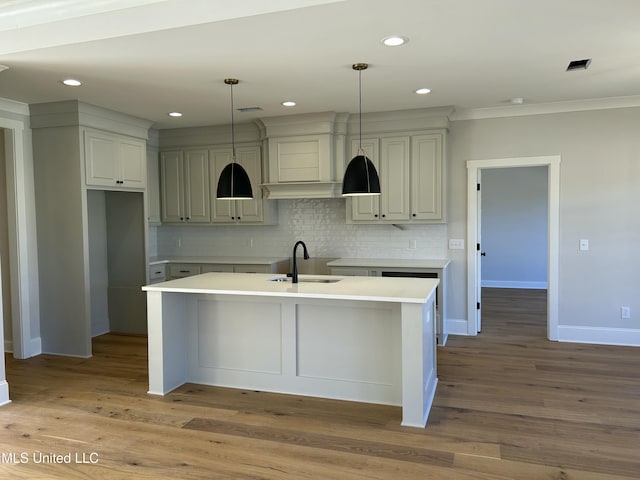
[1,288,639,479]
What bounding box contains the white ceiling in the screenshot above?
[1,0,639,129]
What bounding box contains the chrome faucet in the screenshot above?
[291,240,310,283]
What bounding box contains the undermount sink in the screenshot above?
[268,276,342,284]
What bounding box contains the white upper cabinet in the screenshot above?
[84,128,146,189]
[411,133,443,221]
[210,145,269,224]
[160,149,210,223]
[347,130,446,224]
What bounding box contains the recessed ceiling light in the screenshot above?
[509,97,524,105]
[62,78,82,86]
[281,101,296,107]
[415,88,431,95]
[381,35,409,47]
[168,112,183,117]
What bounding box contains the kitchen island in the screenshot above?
[142,272,439,427]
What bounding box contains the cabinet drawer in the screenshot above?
[168,264,201,278]
[148,264,166,282]
[201,264,234,273]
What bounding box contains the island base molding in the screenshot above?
[146,291,437,428]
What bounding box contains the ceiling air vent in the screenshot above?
[566,59,591,71]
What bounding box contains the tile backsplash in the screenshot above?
[151,198,447,259]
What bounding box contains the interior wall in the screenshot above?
[448,107,640,335]
[481,166,548,288]
[106,191,146,334]
[87,190,109,336]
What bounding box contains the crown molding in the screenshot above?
[451,95,640,121]
[0,97,29,116]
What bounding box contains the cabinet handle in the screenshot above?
[412,213,417,217]
[382,214,386,218]
[231,216,235,220]
[237,217,241,220]
[186,217,190,220]
[180,217,184,221]
[374,214,378,218]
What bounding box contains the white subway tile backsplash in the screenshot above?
[154,199,447,260]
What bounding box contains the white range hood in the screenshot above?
[257,111,348,199]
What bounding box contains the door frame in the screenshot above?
[1,110,39,359]
[466,155,560,340]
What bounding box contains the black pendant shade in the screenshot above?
[216,77,254,200]
[342,155,381,196]
[216,162,253,199]
[342,62,381,197]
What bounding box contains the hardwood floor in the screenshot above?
[1,288,639,479]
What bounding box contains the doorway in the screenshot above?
[480,166,548,335]
[466,156,560,340]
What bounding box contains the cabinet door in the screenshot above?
[411,134,442,220]
[147,149,160,224]
[349,138,381,221]
[380,136,410,221]
[209,148,237,223]
[119,137,146,188]
[160,151,185,222]
[85,130,118,187]
[235,146,263,222]
[184,149,211,223]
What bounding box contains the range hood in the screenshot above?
[261,181,342,199]
[256,112,348,200]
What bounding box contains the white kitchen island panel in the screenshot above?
[196,298,283,374]
[144,273,438,427]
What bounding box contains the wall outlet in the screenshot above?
[177,238,182,248]
[248,238,254,248]
[449,239,465,250]
[579,239,589,251]
[621,306,631,319]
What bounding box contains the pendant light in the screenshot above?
[342,63,381,196]
[216,78,253,200]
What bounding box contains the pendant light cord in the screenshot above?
[357,66,371,193]
[230,82,236,160]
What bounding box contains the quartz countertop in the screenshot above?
[149,256,289,266]
[142,272,438,304]
[327,258,450,269]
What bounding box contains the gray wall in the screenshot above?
[448,107,640,332]
[480,166,548,288]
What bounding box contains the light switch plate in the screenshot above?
[579,239,589,251]
[449,239,465,250]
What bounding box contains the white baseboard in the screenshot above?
[446,318,471,337]
[0,380,10,407]
[30,337,42,357]
[557,326,640,347]
[4,337,42,357]
[481,280,548,289]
